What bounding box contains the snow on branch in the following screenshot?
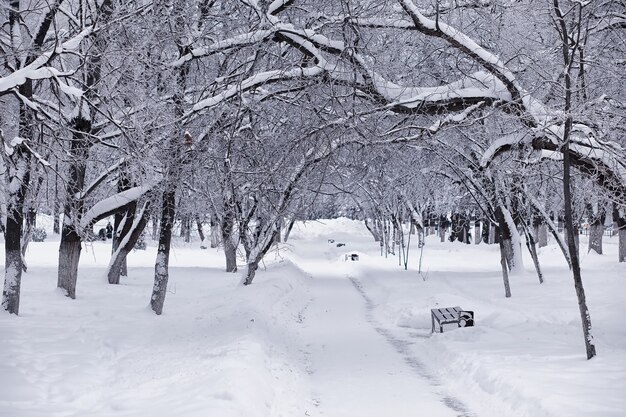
[480,132,527,166]
[383,72,508,113]
[398,0,518,96]
[172,28,278,67]
[342,7,551,122]
[79,158,127,200]
[0,26,93,96]
[267,0,294,15]
[379,101,489,146]
[274,25,508,114]
[190,65,325,114]
[481,127,626,204]
[79,183,156,230]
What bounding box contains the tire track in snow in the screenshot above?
[348,276,476,417]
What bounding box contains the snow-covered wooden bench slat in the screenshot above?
[431,306,462,333]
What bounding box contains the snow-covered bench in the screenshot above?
[431,307,474,333]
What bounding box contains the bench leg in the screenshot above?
[431,314,435,334]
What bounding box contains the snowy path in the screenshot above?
[297,271,473,417]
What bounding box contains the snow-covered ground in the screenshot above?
[1,218,624,417]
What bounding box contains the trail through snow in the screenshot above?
[291,234,474,417]
[298,274,469,417]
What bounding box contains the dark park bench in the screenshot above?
[431,307,474,333]
[345,253,359,261]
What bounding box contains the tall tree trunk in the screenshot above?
[221,209,238,272]
[151,190,175,315]
[495,207,515,271]
[482,220,490,244]
[108,202,150,285]
[532,215,549,249]
[110,207,137,284]
[439,215,447,242]
[152,212,159,240]
[2,198,28,314]
[53,164,61,235]
[2,46,34,313]
[21,204,38,266]
[210,213,219,248]
[242,229,279,286]
[522,221,544,284]
[498,237,512,298]
[150,0,190,314]
[3,1,38,313]
[57,227,82,299]
[275,217,282,243]
[462,216,472,245]
[614,204,626,263]
[196,218,205,244]
[554,0,596,359]
[57,0,114,299]
[587,203,605,255]
[283,216,297,242]
[474,219,480,244]
[112,171,133,281]
[180,216,191,242]
[58,118,90,299]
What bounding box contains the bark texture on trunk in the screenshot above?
[57,0,114,299]
[53,200,61,234]
[112,172,134,279]
[151,191,175,315]
[588,222,603,255]
[495,207,515,271]
[181,216,191,242]
[152,213,159,240]
[21,205,38,265]
[221,210,238,272]
[2,211,26,314]
[242,229,279,286]
[532,216,549,248]
[283,216,297,243]
[57,227,82,299]
[438,216,447,242]
[586,203,605,255]
[210,213,220,248]
[108,203,150,285]
[614,205,626,262]
[3,0,53,314]
[617,226,626,262]
[555,1,596,358]
[57,124,89,298]
[196,218,205,243]
[522,222,544,284]
[474,220,480,245]
[498,238,512,298]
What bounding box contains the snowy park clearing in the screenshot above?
[1,218,624,417]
